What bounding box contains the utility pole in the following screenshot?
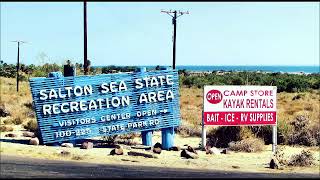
[84,0,88,75]
[11,40,27,92]
[161,10,189,69]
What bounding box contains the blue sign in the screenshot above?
[29,69,181,144]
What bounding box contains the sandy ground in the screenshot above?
[0,127,319,176]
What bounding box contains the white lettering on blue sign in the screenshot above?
[29,70,181,144]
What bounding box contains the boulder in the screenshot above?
[153,147,162,154]
[110,145,124,155]
[29,137,39,145]
[169,146,181,151]
[221,148,230,154]
[22,131,35,138]
[153,142,162,149]
[270,158,279,169]
[205,146,221,155]
[61,143,74,148]
[187,146,197,154]
[181,149,199,159]
[131,145,151,150]
[81,141,93,149]
[128,151,158,158]
[5,133,17,138]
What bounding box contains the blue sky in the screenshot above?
[1,2,319,66]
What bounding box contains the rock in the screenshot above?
[181,149,199,159]
[128,151,158,158]
[61,143,74,148]
[152,142,162,154]
[270,158,279,169]
[81,141,93,149]
[110,149,116,155]
[232,165,240,169]
[115,147,124,155]
[22,131,35,138]
[169,146,181,151]
[121,159,130,161]
[5,133,17,138]
[131,145,152,150]
[110,145,124,155]
[154,142,162,149]
[205,146,220,155]
[29,137,39,145]
[153,147,162,154]
[220,148,230,154]
[187,146,197,154]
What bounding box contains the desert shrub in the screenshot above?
[3,118,12,125]
[11,117,23,125]
[175,124,201,137]
[288,150,315,167]
[0,125,14,132]
[101,135,118,145]
[207,126,254,148]
[207,126,242,148]
[228,137,264,153]
[0,104,10,117]
[23,119,38,132]
[250,124,287,145]
[288,115,317,146]
[71,155,85,160]
[118,133,139,139]
[274,146,288,166]
[310,124,320,146]
[32,69,47,77]
[24,102,34,110]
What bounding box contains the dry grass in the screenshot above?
[179,87,203,127]
[0,77,35,127]
[277,91,320,127]
[0,125,14,132]
[0,77,319,144]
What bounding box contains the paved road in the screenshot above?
[0,155,319,178]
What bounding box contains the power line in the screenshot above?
[11,40,27,92]
[161,10,189,70]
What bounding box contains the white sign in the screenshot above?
[203,86,277,126]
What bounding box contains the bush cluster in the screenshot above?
[23,119,38,132]
[288,115,318,146]
[180,71,320,93]
[206,115,319,148]
[288,150,315,167]
[228,137,264,153]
